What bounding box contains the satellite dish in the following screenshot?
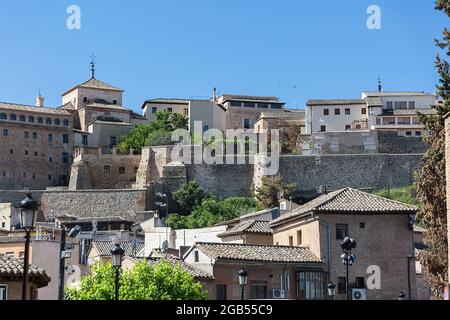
[162,240,169,253]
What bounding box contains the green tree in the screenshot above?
[415,0,450,298]
[173,181,210,214]
[254,175,297,209]
[66,260,207,300]
[374,185,419,206]
[118,111,188,152]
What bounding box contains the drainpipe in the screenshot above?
[319,219,331,280]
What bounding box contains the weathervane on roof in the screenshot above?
[90,53,97,79]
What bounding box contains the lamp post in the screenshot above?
[58,224,81,300]
[16,194,38,301]
[238,268,248,301]
[111,243,125,301]
[327,282,336,300]
[340,237,357,301]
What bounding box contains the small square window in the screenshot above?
[345,125,351,131]
[9,149,13,154]
[336,224,348,240]
[152,107,158,114]
[356,277,365,289]
[32,133,37,139]
[324,109,329,116]
[345,108,351,115]
[361,108,367,115]
[320,125,326,132]
[194,250,199,262]
[359,222,365,229]
[335,108,341,115]
[119,167,126,174]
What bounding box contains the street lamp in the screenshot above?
[238,268,248,301]
[16,194,38,300]
[340,237,357,301]
[111,243,125,301]
[327,282,336,300]
[59,224,81,300]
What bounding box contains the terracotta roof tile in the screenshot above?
[218,220,273,238]
[194,242,321,263]
[271,188,418,227]
[0,102,72,116]
[91,241,145,257]
[0,255,51,287]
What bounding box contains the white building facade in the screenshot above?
[306,91,439,137]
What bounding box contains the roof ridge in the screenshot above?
[196,242,310,249]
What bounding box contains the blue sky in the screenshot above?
[0,0,447,112]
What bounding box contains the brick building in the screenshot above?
[183,242,324,300]
[0,101,73,190]
[270,187,418,300]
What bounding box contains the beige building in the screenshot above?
[217,220,273,245]
[183,242,324,300]
[141,98,226,132]
[270,188,419,300]
[217,94,285,130]
[62,66,145,149]
[0,101,73,190]
[0,254,51,300]
[0,226,79,300]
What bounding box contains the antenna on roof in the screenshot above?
[89,53,97,79]
[378,76,382,92]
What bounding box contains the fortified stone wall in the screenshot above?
[377,131,428,154]
[254,153,423,195]
[0,189,147,221]
[69,147,141,190]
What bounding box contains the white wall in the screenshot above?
[62,88,123,109]
[307,103,367,133]
[189,100,226,132]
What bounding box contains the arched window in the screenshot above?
[28,115,34,123]
[54,119,60,126]
[10,114,16,121]
[63,119,69,126]
[37,117,43,124]
[19,115,26,122]
[0,113,6,120]
[46,118,52,125]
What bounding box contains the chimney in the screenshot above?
[35,94,44,107]
[213,87,217,102]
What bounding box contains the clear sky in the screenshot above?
[0,0,447,113]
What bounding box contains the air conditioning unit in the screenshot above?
[352,289,367,301]
[272,289,286,299]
